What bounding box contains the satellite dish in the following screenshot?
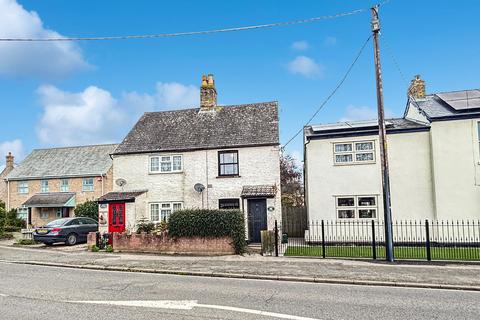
[116,178,127,187]
[194,183,205,193]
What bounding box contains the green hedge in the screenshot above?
[168,209,246,254]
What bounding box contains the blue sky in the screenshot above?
[0,0,479,165]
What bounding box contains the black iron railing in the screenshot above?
[271,219,480,261]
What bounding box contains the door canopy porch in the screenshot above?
[23,192,76,208]
[98,190,147,203]
[241,185,277,198]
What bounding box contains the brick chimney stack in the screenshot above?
[408,75,426,99]
[5,152,14,170]
[200,74,217,111]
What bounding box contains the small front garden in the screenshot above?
[284,245,480,261]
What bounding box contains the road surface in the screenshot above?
[1,262,479,319]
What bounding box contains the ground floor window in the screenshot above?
[335,195,377,219]
[219,198,240,210]
[16,206,28,220]
[40,208,50,219]
[150,202,183,222]
[55,208,63,218]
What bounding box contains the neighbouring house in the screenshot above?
[98,74,282,243]
[0,152,15,206]
[5,144,117,227]
[304,75,480,222]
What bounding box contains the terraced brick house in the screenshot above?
[5,144,117,227]
[98,75,282,243]
[304,76,480,222]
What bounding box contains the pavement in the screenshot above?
[1,243,480,291]
[1,261,480,320]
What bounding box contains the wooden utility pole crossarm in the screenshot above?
[371,5,394,262]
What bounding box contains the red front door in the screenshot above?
[108,203,126,233]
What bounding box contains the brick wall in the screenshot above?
[88,232,235,255]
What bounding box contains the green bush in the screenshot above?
[74,200,99,220]
[105,245,114,253]
[136,221,155,234]
[168,209,246,254]
[91,245,99,252]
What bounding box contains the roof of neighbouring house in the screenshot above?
[241,185,277,198]
[6,144,118,181]
[98,190,147,203]
[113,102,279,155]
[411,89,480,120]
[305,118,430,140]
[23,192,75,208]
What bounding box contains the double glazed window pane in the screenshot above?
[335,143,352,152]
[337,197,355,207]
[359,209,376,219]
[151,204,159,221]
[172,156,182,171]
[338,210,355,219]
[358,197,376,206]
[355,142,373,151]
[356,153,374,162]
[150,157,159,172]
[335,154,353,163]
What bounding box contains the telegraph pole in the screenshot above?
[371,5,394,262]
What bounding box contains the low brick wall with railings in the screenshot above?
[88,232,235,255]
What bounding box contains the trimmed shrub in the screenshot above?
[75,200,99,220]
[136,221,155,234]
[91,245,99,252]
[168,209,246,254]
[106,245,114,253]
[15,238,36,245]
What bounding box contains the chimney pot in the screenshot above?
[200,73,217,111]
[408,74,426,99]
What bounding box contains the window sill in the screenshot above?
[149,171,183,175]
[216,175,241,179]
[333,161,376,166]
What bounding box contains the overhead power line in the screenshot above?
[282,35,372,149]
[0,5,385,42]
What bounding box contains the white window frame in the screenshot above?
[40,209,49,219]
[335,195,378,219]
[16,206,28,220]
[60,179,69,192]
[40,180,49,193]
[149,202,183,222]
[333,140,375,165]
[82,178,94,192]
[149,155,183,173]
[55,208,63,218]
[17,181,29,194]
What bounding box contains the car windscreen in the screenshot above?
[45,218,70,227]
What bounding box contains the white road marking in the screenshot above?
[0,293,9,297]
[69,300,321,320]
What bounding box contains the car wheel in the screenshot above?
[66,233,78,246]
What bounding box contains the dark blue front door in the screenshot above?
[248,199,267,243]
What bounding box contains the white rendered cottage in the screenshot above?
[304,76,480,223]
[98,75,282,243]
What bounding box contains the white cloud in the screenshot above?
[0,139,24,168]
[291,40,309,51]
[155,82,199,109]
[324,36,337,47]
[36,85,125,146]
[339,105,394,122]
[0,0,89,77]
[36,82,199,147]
[288,56,322,78]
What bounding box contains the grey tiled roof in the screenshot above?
[98,190,147,202]
[414,90,480,119]
[23,192,75,207]
[241,185,277,198]
[7,144,117,180]
[113,102,279,155]
[306,118,429,139]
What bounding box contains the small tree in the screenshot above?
[74,200,98,220]
[280,153,304,207]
